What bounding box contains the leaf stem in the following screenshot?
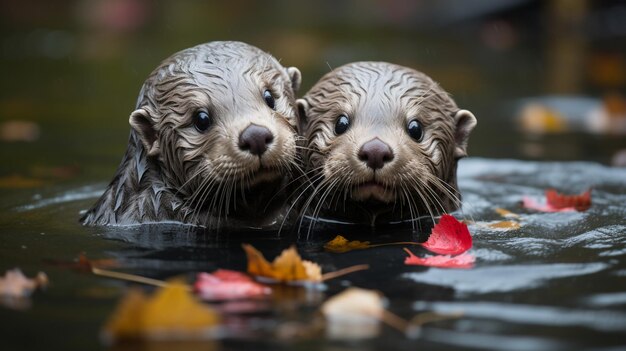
[92,267,172,288]
[321,264,369,281]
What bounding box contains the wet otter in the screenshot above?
[81,41,302,228]
[297,61,477,227]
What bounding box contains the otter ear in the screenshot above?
[296,98,309,134]
[453,109,477,158]
[129,108,160,157]
[287,67,302,93]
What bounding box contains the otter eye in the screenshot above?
[194,111,211,132]
[335,114,350,135]
[263,90,275,110]
[407,119,423,141]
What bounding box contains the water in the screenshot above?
[2,1,626,350]
[1,158,624,351]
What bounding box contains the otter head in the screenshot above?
[298,62,476,224]
[129,41,302,221]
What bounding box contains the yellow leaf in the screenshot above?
[485,220,521,231]
[242,244,322,282]
[494,208,520,219]
[324,235,371,253]
[102,280,220,342]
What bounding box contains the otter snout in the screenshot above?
[358,138,394,170]
[238,123,274,156]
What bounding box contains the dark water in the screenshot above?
[1,158,625,351]
[2,1,626,350]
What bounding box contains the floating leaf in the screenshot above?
[494,208,520,219]
[421,214,472,255]
[324,235,371,253]
[242,244,368,283]
[321,287,385,339]
[243,244,322,282]
[482,220,521,231]
[546,189,591,211]
[194,269,271,301]
[102,280,220,342]
[404,248,475,269]
[0,268,48,298]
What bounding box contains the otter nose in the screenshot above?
[238,124,274,156]
[358,138,394,170]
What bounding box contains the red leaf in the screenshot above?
[193,269,271,301]
[421,214,472,255]
[546,189,591,211]
[522,189,591,213]
[404,248,475,269]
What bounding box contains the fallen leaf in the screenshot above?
[194,269,271,301]
[324,235,371,253]
[481,220,521,231]
[102,280,220,342]
[494,208,520,219]
[422,214,472,255]
[546,189,591,211]
[0,268,48,297]
[242,244,368,283]
[522,189,591,212]
[403,248,475,269]
[321,287,385,339]
[243,244,322,283]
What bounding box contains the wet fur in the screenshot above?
[297,61,476,226]
[82,41,301,227]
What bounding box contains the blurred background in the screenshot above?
[1,0,626,192]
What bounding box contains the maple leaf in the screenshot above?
[102,280,220,342]
[194,269,271,301]
[0,268,48,297]
[243,244,322,282]
[522,189,591,212]
[324,235,371,253]
[546,189,591,211]
[403,248,475,269]
[421,214,472,255]
[243,244,368,283]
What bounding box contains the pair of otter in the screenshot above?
[81,41,476,230]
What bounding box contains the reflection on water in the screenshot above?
[1,158,625,350]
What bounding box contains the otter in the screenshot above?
[297,61,477,227]
[81,41,302,228]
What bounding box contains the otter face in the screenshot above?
[128,42,301,213]
[298,62,476,223]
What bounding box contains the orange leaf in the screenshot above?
[242,244,322,283]
[324,235,371,253]
[485,220,521,230]
[102,280,220,342]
